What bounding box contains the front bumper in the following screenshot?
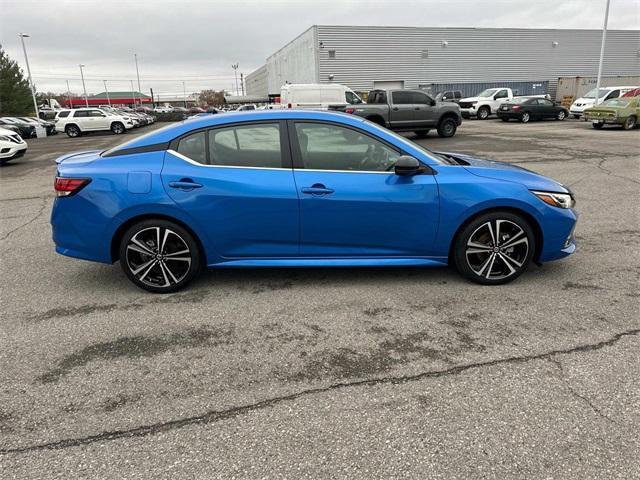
[460,107,476,118]
[0,142,27,159]
[538,207,578,263]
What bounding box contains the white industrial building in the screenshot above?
[246,25,640,98]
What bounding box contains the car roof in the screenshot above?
[114,110,366,149]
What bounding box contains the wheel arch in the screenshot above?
[110,213,207,265]
[365,114,386,127]
[438,111,460,125]
[65,123,81,132]
[447,206,543,264]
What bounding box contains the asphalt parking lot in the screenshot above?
[1,118,638,479]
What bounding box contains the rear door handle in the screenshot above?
[169,179,203,190]
[392,107,399,111]
[301,184,334,196]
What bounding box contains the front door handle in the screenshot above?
[392,107,399,111]
[301,184,334,196]
[169,179,203,190]
[414,107,421,110]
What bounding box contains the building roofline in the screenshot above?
[266,25,317,61]
[311,25,639,33]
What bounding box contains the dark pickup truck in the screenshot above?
[334,89,462,138]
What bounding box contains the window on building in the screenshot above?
[328,50,336,59]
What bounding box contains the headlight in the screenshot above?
[531,190,575,209]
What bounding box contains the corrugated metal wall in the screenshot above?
[422,80,550,98]
[245,64,268,96]
[266,26,318,94]
[312,26,639,98]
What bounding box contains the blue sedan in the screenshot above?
[51,110,577,292]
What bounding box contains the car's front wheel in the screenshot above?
[477,106,490,120]
[623,115,636,130]
[556,110,566,120]
[119,219,202,293]
[453,211,535,285]
[111,122,125,134]
[437,118,457,137]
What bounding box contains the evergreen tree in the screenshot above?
[0,45,35,116]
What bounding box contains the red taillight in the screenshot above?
[345,108,355,114]
[512,105,521,110]
[54,177,90,197]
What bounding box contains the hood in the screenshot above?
[0,127,20,136]
[55,150,102,166]
[572,97,595,106]
[460,97,479,103]
[437,151,569,193]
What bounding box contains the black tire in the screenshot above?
[572,114,580,119]
[520,112,531,123]
[111,122,125,134]
[0,159,10,166]
[477,106,490,120]
[437,117,457,138]
[623,115,636,130]
[592,123,604,129]
[453,211,535,285]
[414,130,430,138]
[119,219,202,293]
[500,117,509,122]
[556,110,566,121]
[65,124,81,138]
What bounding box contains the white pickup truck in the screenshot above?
[459,88,548,120]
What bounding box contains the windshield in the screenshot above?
[583,88,610,99]
[477,88,499,98]
[601,98,631,107]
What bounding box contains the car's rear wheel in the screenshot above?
[437,118,457,137]
[592,123,604,129]
[414,130,430,138]
[111,122,125,134]
[520,112,531,123]
[477,106,490,120]
[453,211,535,285]
[556,110,566,120]
[623,115,636,130]
[119,219,201,293]
[65,125,81,137]
[500,117,509,122]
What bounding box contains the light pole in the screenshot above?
[79,64,89,107]
[232,63,239,95]
[18,33,39,117]
[130,80,137,108]
[134,53,142,96]
[594,0,611,106]
[103,80,111,106]
[66,80,72,109]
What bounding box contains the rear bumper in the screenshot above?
[584,115,619,125]
[496,111,521,119]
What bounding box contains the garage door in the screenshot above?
[373,80,405,90]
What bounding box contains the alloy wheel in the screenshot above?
[557,110,566,120]
[521,113,530,123]
[465,219,529,281]
[125,227,192,289]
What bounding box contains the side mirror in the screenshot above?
[394,156,422,176]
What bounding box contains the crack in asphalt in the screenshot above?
[1,328,638,456]
[0,197,49,242]
[547,357,617,426]
[594,157,640,186]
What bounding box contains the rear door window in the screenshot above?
[73,111,88,118]
[392,91,413,104]
[208,123,282,168]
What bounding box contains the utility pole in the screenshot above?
[594,0,611,106]
[66,80,72,109]
[241,72,245,96]
[103,80,111,106]
[130,80,137,108]
[150,87,155,107]
[79,64,89,107]
[18,33,39,117]
[134,53,142,96]
[232,63,239,96]
[183,81,187,107]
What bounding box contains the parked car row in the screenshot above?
[54,107,156,138]
[0,116,57,138]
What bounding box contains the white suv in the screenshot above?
[0,127,27,166]
[55,108,134,137]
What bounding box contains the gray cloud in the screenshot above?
[1,0,637,95]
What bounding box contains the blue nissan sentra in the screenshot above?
[51,110,577,292]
